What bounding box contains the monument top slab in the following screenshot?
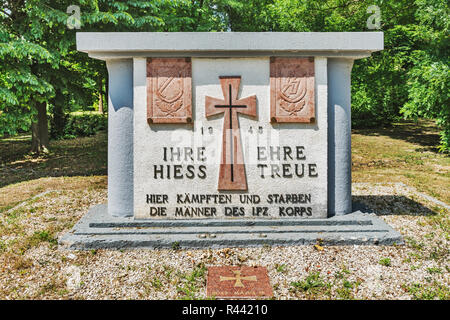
[76,32,383,59]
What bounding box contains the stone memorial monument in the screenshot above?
[60,32,402,249]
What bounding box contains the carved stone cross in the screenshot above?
[205,76,257,191]
[219,270,257,288]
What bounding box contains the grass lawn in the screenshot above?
[0,131,107,213]
[352,119,449,204]
[0,120,448,300]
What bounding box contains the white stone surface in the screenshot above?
[77,32,383,60]
[133,57,328,219]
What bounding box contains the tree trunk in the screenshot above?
[98,76,104,114]
[105,73,108,113]
[51,89,65,139]
[31,101,49,154]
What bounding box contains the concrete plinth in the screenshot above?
[59,204,402,250]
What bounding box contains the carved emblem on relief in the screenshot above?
[270,57,315,123]
[279,76,307,116]
[155,71,184,116]
[147,58,192,124]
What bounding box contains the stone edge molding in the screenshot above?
[59,204,403,249]
[75,32,384,222]
[77,32,383,59]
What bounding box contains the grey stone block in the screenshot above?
[59,204,403,250]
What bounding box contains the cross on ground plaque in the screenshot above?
[220,270,257,287]
[205,76,257,191]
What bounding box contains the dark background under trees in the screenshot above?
[0,0,448,153]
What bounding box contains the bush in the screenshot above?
[63,111,107,138]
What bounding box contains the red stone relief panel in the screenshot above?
[206,266,273,298]
[270,57,315,123]
[147,58,192,124]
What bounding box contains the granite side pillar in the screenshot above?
[327,58,354,216]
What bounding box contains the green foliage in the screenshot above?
[379,257,392,266]
[31,230,58,246]
[151,277,163,289]
[291,272,326,292]
[176,263,207,300]
[63,111,107,138]
[171,241,181,250]
[0,0,233,141]
[0,0,94,138]
[275,263,287,273]
[407,282,450,300]
[256,0,449,151]
[398,0,449,152]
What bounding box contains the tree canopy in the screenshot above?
[0,0,448,151]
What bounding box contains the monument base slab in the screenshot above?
[59,204,403,250]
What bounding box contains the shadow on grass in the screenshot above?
[352,119,442,153]
[353,195,437,216]
[0,131,107,188]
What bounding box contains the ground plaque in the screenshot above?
[60,32,404,249]
[206,266,273,298]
